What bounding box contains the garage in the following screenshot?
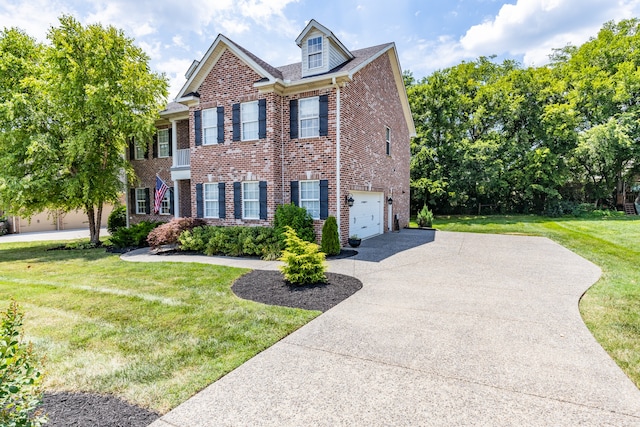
[349,191,383,240]
[13,206,113,233]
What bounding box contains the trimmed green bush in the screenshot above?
[320,216,340,256]
[146,218,206,248]
[279,226,327,285]
[0,300,46,427]
[107,205,127,234]
[108,220,161,249]
[273,203,315,243]
[417,205,434,228]
[178,225,281,260]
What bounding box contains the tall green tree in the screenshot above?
[0,16,168,243]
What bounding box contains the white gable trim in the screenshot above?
[176,34,278,100]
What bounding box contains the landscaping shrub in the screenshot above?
[0,300,46,427]
[108,220,161,249]
[178,225,281,260]
[417,205,434,228]
[279,226,327,285]
[146,218,206,248]
[107,205,127,234]
[320,216,340,256]
[273,203,315,243]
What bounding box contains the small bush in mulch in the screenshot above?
[279,226,327,285]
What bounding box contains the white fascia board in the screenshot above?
[254,73,351,95]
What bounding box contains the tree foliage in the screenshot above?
[0,16,168,242]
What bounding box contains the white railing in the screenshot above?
[174,148,190,168]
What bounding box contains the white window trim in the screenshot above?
[242,181,260,219]
[300,180,320,220]
[202,108,218,145]
[203,182,219,218]
[134,140,145,160]
[135,188,146,214]
[299,97,319,139]
[385,126,391,156]
[241,101,259,141]
[158,129,170,158]
[159,191,171,215]
[307,36,323,69]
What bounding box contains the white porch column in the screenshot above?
[174,181,180,218]
[171,120,178,168]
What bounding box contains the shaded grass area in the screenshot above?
[429,214,640,388]
[0,241,318,413]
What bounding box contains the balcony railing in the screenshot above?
[174,148,190,168]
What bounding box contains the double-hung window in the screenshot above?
[300,180,320,219]
[299,97,319,138]
[134,139,145,160]
[159,191,171,215]
[308,36,322,69]
[202,108,218,145]
[203,183,219,218]
[135,188,146,214]
[241,101,259,141]
[158,129,170,158]
[385,126,391,156]
[242,181,259,219]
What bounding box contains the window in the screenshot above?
[308,36,322,69]
[134,139,145,160]
[385,126,391,155]
[159,191,171,215]
[135,188,146,214]
[202,108,218,145]
[242,181,259,219]
[241,101,259,141]
[203,183,219,218]
[158,129,170,158]
[299,97,319,138]
[300,180,320,219]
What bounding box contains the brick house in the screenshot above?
[128,19,415,242]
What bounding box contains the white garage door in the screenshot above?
[349,191,383,240]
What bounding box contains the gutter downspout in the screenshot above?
[332,77,342,241]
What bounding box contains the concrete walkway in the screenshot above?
[126,230,640,425]
[0,228,109,243]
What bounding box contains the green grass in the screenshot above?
[0,241,318,413]
[426,214,640,388]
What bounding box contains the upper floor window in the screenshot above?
[135,188,146,214]
[241,101,259,141]
[385,126,391,156]
[134,139,145,160]
[300,180,320,219]
[242,181,260,219]
[308,36,322,69]
[203,183,219,218]
[158,129,170,158]
[299,97,319,138]
[202,108,218,145]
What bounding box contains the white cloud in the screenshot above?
[0,0,75,41]
[155,57,193,100]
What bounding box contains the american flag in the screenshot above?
[154,175,169,214]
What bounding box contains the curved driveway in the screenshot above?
[138,230,640,426]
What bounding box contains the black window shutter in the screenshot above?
[259,181,267,220]
[232,103,240,141]
[194,110,202,146]
[233,182,242,219]
[168,129,173,157]
[319,95,329,137]
[129,138,135,160]
[129,188,136,214]
[289,99,298,139]
[195,183,203,218]
[290,181,299,206]
[217,107,224,143]
[144,188,151,214]
[258,99,266,139]
[320,179,329,219]
[218,182,226,219]
[152,134,158,158]
[169,188,174,215]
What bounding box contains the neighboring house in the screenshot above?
[128,19,415,242]
[6,207,113,234]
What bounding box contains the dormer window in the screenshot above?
[307,36,322,69]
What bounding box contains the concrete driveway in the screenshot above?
[134,230,640,426]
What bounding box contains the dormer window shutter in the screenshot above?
[232,103,240,142]
[217,106,224,143]
[289,100,298,139]
[194,110,202,146]
[319,95,329,137]
[258,99,266,139]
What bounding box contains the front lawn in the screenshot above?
[0,241,318,413]
[428,215,640,388]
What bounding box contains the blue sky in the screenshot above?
[2,0,640,98]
